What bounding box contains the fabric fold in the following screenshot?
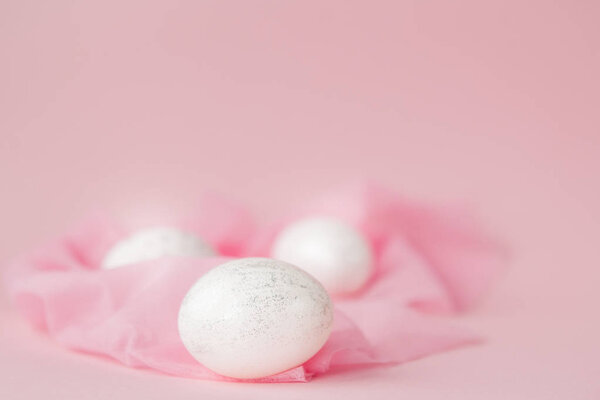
[4,184,505,382]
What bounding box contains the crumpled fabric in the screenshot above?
[3,182,506,382]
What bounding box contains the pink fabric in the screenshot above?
[3,183,505,382]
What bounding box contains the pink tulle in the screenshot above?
[3,182,506,382]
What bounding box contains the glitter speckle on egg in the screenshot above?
[271,216,374,295]
[177,257,333,379]
[101,227,215,269]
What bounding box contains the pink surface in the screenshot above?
[4,184,500,381]
[0,0,599,398]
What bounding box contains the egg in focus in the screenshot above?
[177,257,333,379]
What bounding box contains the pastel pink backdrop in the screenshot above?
[0,1,598,399]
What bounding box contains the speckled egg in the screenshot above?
[271,216,374,295]
[101,227,215,269]
[177,257,333,379]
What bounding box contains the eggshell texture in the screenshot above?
[102,227,215,269]
[177,257,333,379]
[271,217,374,295]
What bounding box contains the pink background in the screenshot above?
[1,1,598,398]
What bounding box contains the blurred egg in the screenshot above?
[177,257,333,379]
[101,227,215,269]
[271,216,373,295]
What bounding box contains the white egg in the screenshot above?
[101,227,215,269]
[271,216,374,295]
[177,257,333,379]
